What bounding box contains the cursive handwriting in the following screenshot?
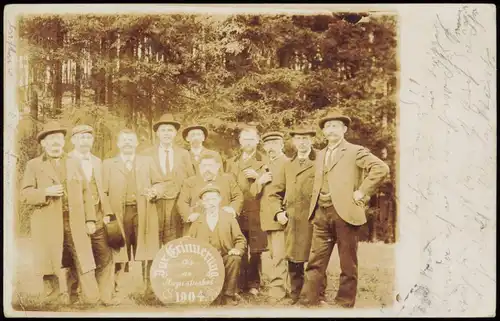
[5,21,17,77]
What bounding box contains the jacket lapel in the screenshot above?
[172,146,184,171]
[114,156,126,175]
[326,141,347,173]
[40,156,61,184]
[296,158,314,177]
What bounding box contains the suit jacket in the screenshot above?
[141,144,195,200]
[268,150,317,262]
[187,210,247,256]
[250,154,290,232]
[189,147,223,175]
[21,153,97,276]
[177,173,244,224]
[226,150,268,252]
[102,154,163,262]
[309,140,389,226]
[68,150,113,224]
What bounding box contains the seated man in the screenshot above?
[187,185,247,306]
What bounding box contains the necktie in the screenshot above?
[125,159,133,171]
[325,148,334,168]
[165,149,171,174]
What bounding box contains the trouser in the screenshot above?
[59,212,100,304]
[218,255,242,299]
[288,261,327,302]
[300,205,360,307]
[266,230,287,299]
[115,205,138,296]
[156,199,181,244]
[238,230,262,291]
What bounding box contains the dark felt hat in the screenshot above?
[318,110,352,129]
[37,121,67,143]
[262,131,285,142]
[289,127,316,137]
[104,216,125,250]
[182,124,208,141]
[153,113,181,132]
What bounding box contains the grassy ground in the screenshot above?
[9,237,395,313]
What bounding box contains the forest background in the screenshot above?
[14,12,398,243]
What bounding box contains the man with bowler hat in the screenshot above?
[298,110,389,308]
[20,121,100,305]
[182,124,223,175]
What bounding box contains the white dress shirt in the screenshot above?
[121,153,135,171]
[74,151,93,181]
[206,211,219,232]
[159,145,174,174]
[324,139,343,167]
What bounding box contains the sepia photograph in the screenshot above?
[3,3,495,318]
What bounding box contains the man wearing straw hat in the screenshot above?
[67,124,117,306]
[182,124,223,175]
[298,110,389,308]
[20,121,100,306]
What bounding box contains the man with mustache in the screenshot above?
[226,125,268,298]
[21,121,100,306]
[298,110,389,308]
[140,113,195,293]
[182,124,223,175]
[267,127,327,305]
[187,185,247,306]
[249,132,289,304]
[177,153,243,235]
[103,129,163,301]
[67,125,117,306]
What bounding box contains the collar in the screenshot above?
[191,146,203,155]
[73,150,92,161]
[159,144,174,153]
[120,153,135,163]
[206,210,219,219]
[327,138,344,151]
[242,150,256,161]
[42,152,66,162]
[269,152,285,163]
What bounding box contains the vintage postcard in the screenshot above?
[3,4,496,318]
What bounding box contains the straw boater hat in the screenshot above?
[289,127,316,137]
[182,124,208,141]
[36,121,67,143]
[318,110,352,129]
[261,131,285,142]
[153,113,181,132]
[198,184,221,199]
[71,124,94,137]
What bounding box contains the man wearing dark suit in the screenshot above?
[187,185,247,306]
[267,128,327,305]
[177,153,243,235]
[249,131,289,303]
[182,124,223,175]
[141,113,196,244]
[226,125,268,297]
[299,110,390,308]
[67,125,116,306]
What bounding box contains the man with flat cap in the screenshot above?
[187,184,247,306]
[267,127,327,305]
[249,131,289,303]
[182,124,223,175]
[298,110,389,308]
[226,125,268,298]
[20,121,100,305]
[67,124,117,306]
[177,152,243,236]
[141,113,195,243]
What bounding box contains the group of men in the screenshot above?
[21,109,389,308]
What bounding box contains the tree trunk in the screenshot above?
[52,20,64,116]
[75,59,82,106]
[107,31,117,110]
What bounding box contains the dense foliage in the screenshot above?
[15,13,398,242]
